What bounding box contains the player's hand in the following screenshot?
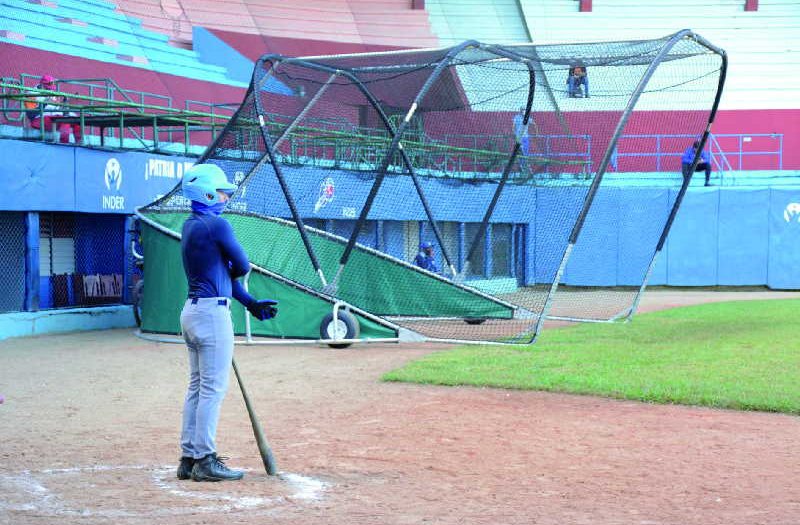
[247,299,278,321]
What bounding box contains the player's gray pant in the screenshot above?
[179,297,234,459]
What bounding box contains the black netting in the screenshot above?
[0,213,26,313]
[141,33,725,344]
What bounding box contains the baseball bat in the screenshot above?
[232,356,278,476]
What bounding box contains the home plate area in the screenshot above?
[0,464,327,519]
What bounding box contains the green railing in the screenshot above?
[0,78,231,154]
[0,75,587,180]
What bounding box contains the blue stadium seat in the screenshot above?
[0,0,243,86]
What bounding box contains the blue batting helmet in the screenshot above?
[181,164,237,205]
[420,241,433,250]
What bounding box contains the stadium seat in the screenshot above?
[0,0,240,86]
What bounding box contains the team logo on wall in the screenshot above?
[104,158,122,191]
[783,202,800,223]
[314,177,335,214]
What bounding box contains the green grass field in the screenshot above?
[383,299,800,414]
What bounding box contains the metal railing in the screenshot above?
[0,75,786,183]
[614,132,785,183]
[0,80,231,153]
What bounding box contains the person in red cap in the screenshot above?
[24,75,82,144]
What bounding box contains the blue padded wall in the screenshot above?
[666,189,720,285]
[717,189,769,285]
[768,189,800,289]
[562,188,620,287]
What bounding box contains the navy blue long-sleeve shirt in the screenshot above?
[181,213,254,305]
[414,252,439,273]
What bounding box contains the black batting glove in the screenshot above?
[247,299,278,321]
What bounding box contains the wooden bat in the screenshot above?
[232,356,278,476]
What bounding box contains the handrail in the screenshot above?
[0,83,785,178]
[615,132,784,175]
[707,133,733,183]
[18,74,171,109]
[0,83,221,120]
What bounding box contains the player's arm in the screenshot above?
[231,278,278,320]
[214,218,250,278]
[214,219,279,320]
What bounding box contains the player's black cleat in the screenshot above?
[191,453,244,482]
[177,457,195,480]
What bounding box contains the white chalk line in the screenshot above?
[0,464,328,518]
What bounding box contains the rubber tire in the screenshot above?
[132,280,144,327]
[320,310,360,349]
[464,317,487,325]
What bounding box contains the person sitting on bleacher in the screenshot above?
[567,64,589,98]
[24,75,82,144]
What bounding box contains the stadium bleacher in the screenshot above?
[425,0,529,46]
[115,0,439,48]
[0,0,242,85]
[517,0,800,110]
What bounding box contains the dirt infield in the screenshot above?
[1,291,799,525]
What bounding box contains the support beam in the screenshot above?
[25,212,40,312]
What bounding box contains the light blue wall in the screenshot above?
[556,187,800,289]
[0,306,135,341]
[4,140,800,292]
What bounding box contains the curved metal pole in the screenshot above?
[487,44,570,136]
[533,29,719,340]
[627,34,728,320]
[463,46,536,271]
[243,55,461,276]
[251,57,329,287]
[329,40,482,291]
[139,58,281,211]
[338,68,459,276]
[226,69,340,287]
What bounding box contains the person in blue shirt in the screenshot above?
[512,107,531,173]
[682,140,712,186]
[414,241,439,273]
[568,65,589,98]
[177,164,278,482]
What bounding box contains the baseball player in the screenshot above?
[414,241,440,273]
[177,164,278,482]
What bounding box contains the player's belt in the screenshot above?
[189,297,228,306]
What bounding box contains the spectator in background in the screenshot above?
[512,106,530,153]
[512,106,531,171]
[24,75,82,144]
[414,241,439,273]
[567,64,589,98]
[681,140,712,186]
[609,145,619,172]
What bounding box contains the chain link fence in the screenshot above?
[0,213,26,313]
[39,213,126,309]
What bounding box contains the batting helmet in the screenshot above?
[420,241,433,250]
[181,164,237,205]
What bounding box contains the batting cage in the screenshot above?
[136,30,726,345]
